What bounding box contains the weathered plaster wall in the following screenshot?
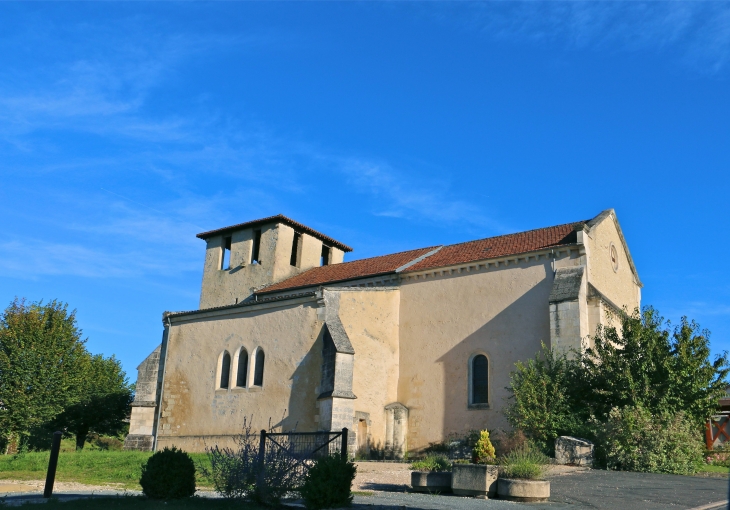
[584,215,641,312]
[335,288,400,453]
[397,251,581,452]
[156,297,323,452]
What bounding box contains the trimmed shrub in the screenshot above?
[594,406,703,475]
[472,430,496,464]
[139,447,196,499]
[500,443,549,480]
[300,455,356,510]
[410,455,451,472]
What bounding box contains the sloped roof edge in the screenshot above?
[196,214,353,252]
[586,209,642,288]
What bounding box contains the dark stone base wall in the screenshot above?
[123,434,154,451]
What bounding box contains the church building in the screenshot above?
[124,209,641,456]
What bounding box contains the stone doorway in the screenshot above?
[354,411,370,458]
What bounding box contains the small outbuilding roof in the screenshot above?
[196,214,353,253]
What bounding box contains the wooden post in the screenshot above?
[706,419,714,450]
[256,430,267,497]
[43,431,62,498]
[341,428,348,461]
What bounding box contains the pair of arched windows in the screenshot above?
[218,348,265,389]
[469,353,489,406]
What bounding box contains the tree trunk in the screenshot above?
[75,427,89,450]
[4,433,18,455]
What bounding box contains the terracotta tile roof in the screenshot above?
[403,221,586,273]
[257,246,440,294]
[196,214,353,252]
[257,219,588,294]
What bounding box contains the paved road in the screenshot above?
[1,470,727,509]
[348,470,729,510]
[548,469,727,509]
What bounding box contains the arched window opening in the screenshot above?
[220,351,231,389]
[471,354,489,405]
[236,348,248,387]
[253,349,265,387]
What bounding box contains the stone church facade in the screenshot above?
[124,210,641,456]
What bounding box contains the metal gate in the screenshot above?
[256,428,348,489]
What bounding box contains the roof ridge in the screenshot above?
[439,219,588,250]
[317,244,442,267]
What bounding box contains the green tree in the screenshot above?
[47,354,133,449]
[504,343,587,453]
[0,299,88,453]
[583,308,729,428]
[665,317,730,428]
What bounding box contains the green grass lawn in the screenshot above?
[7,496,265,509]
[696,463,730,476]
[0,451,213,490]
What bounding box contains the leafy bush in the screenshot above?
[705,451,730,467]
[491,429,528,458]
[139,447,196,499]
[410,455,451,472]
[203,418,305,505]
[423,430,480,460]
[499,443,549,480]
[91,435,124,451]
[471,430,496,464]
[505,343,588,454]
[584,313,729,431]
[506,308,729,467]
[594,406,703,475]
[300,455,356,510]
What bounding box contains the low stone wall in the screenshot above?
[123,434,154,451]
[156,435,241,452]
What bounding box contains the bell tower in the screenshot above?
[196,215,352,309]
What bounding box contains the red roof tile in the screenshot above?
[257,219,587,294]
[257,246,440,294]
[403,221,585,273]
[196,214,352,252]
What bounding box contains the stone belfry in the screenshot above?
[196,215,352,308]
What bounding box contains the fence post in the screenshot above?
[256,430,267,497]
[341,428,348,461]
[43,431,62,498]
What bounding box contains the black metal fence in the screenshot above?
[256,428,348,489]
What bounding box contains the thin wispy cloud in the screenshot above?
[0,19,504,274]
[432,1,730,74]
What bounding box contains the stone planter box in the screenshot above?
[410,471,452,493]
[451,464,498,498]
[497,478,550,502]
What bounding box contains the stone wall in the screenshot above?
[124,343,164,451]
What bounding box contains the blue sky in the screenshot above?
[1,2,729,378]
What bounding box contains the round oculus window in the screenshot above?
[609,243,619,272]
